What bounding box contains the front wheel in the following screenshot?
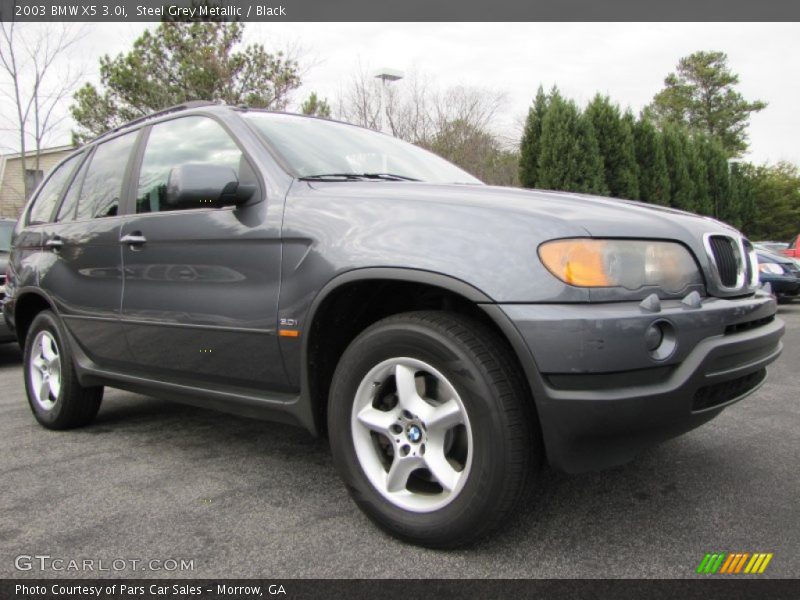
[328,311,540,548]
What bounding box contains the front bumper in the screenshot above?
[761,274,800,299]
[499,291,784,473]
[0,294,15,343]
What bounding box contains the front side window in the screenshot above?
[136,116,244,213]
[27,154,81,225]
[75,132,138,221]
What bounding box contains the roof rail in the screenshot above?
[90,100,220,143]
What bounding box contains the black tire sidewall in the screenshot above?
[329,316,519,544]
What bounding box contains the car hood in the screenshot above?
[293,181,754,301]
[306,181,738,241]
[758,250,795,265]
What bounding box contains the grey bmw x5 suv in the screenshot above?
[3,102,784,547]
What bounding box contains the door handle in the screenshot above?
[120,232,147,246]
[45,237,63,251]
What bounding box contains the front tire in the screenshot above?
[24,310,103,430]
[328,310,540,548]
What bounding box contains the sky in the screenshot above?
[2,22,799,166]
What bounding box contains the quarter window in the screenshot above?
[75,132,138,220]
[27,154,81,225]
[56,154,90,222]
[135,116,244,213]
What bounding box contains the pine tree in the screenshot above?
[300,92,332,118]
[698,135,734,224]
[686,137,711,215]
[519,86,550,188]
[537,91,606,195]
[584,94,639,199]
[633,117,670,205]
[731,166,756,234]
[70,22,301,141]
[746,162,800,241]
[576,113,608,195]
[646,51,766,156]
[662,124,695,212]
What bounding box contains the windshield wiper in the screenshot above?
[299,172,420,182]
[360,173,420,181]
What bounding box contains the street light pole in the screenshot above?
[373,68,404,134]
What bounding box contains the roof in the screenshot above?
[1,144,75,161]
[91,100,220,143]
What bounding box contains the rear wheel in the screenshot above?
[328,310,540,548]
[24,311,103,430]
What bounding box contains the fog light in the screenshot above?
[645,323,664,352]
[645,320,677,361]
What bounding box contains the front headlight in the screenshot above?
[758,262,784,275]
[538,238,702,293]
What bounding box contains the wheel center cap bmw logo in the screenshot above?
[406,425,422,443]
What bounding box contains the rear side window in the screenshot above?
[27,154,81,225]
[135,116,244,213]
[75,131,138,220]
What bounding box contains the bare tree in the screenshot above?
[430,85,505,136]
[336,65,383,132]
[335,67,514,184]
[385,71,435,143]
[336,68,505,142]
[0,22,85,197]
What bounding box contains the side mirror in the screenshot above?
[165,164,256,209]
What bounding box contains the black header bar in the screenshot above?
[2,0,800,22]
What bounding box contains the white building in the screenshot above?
[0,145,75,219]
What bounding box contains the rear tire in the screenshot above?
[328,310,541,548]
[23,310,103,430]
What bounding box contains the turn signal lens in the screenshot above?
[538,239,611,286]
[538,238,702,292]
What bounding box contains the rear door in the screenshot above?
[38,131,141,369]
[119,115,286,391]
[12,153,83,323]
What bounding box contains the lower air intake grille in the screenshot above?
[724,315,774,336]
[708,235,739,288]
[692,369,766,412]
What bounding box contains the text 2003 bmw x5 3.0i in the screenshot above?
[3,102,785,547]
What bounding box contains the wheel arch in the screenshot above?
[299,268,545,438]
[11,288,59,347]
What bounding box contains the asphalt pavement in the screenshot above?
[1,305,798,579]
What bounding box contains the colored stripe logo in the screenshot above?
[696,552,773,574]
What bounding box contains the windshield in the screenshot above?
[243,112,482,185]
[0,221,13,252]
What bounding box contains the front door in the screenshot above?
[119,115,286,391]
